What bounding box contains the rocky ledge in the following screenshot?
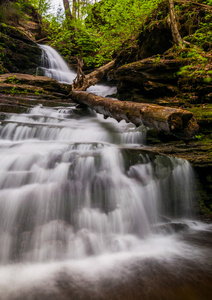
[0,73,71,96]
[114,54,212,104]
[0,73,73,112]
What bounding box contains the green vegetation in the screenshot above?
[6,75,20,84]
[2,86,42,95]
[189,104,212,121]
[45,0,163,67]
[34,89,41,95]
[84,0,163,65]
[176,46,211,79]
[3,87,28,94]
[0,0,211,70]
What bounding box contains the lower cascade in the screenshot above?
[0,105,195,263]
[0,46,211,300]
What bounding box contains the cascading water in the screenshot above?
[0,46,211,300]
[36,44,76,84]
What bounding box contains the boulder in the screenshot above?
[155,222,189,234]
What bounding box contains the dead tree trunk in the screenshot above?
[73,57,85,89]
[168,0,184,46]
[72,60,115,91]
[69,91,199,141]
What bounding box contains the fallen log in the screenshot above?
[69,90,199,141]
[72,60,115,91]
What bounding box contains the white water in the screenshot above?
[0,46,211,300]
[36,44,76,84]
[1,105,194,262]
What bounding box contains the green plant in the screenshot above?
[195,134,203,140]
[203,77,212,84]
[6,75,20,84]
[153,54,161,64]
[34,89,40,95]
[9,87,18,94]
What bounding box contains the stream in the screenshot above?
[0,45,211,300]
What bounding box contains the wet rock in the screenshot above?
[156,222,189,234]
[0,73,73,109]
[0,73,72,95]
[159,215,172,223]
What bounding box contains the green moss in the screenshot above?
[3,87,29,94]
[34,89,42,95]
[199,198,212,216]
[203,77,212,84]
[5,75,20,84]
[188,104,212,119]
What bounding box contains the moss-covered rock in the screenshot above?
[114,56,185,100]
[0,23,42,74]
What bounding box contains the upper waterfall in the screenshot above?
[36,44,77,84]
[36,44,117,97]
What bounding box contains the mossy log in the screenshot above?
[72,60,115,91]
[69,90,199,141]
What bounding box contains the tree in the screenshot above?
[167,0,184,47]
[72,0,76,18]
[63,0,74,20]
[69,90,199,141]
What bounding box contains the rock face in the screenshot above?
[114,56,184,100]
[113,0,212,104]
[115,23,172,69]
[17,5,43,41]
[0,24,42,74]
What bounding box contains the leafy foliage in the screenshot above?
[44,0,163,68]
[49,18,99,68]
[85,0,163,65]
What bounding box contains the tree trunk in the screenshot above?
[72,0,77,19]
[63,0,74,20]
[73,57,85,89]
[69,90,199,141]
[72,60,115,91]
[168,0,184,46]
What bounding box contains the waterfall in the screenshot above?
[36,44,76,84]
[0,46,211,300]
[36,44,117,97]
[0,104,196,263]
